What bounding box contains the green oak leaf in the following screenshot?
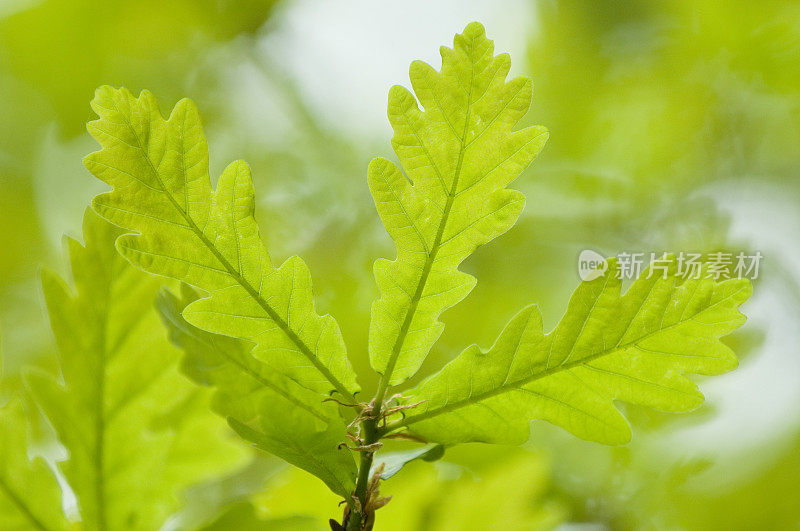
[26,209,244,531]
[157,286,357,498]
[83,86,358,400]
[368,21,548,385]
[0,350,68,531]
[394,258,751,445]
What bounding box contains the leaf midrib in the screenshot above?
[378,35,477,389]
[110,101,353,400]
[392,282,747,429]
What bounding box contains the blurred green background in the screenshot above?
[1,0,798,529]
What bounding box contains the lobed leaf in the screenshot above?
[395,258,752,445]
[157,287,357,498]
[83,86,358,400]
[369,22,548,385]
[26,209,244,530]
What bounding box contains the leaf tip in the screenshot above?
[461,21,487,40]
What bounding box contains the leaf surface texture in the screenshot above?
[84,87,358,399]
[27,210,243,530]
[369,22,548,385]
[0,357,67,531]
[158,287,357,498]
[398,259,751,445]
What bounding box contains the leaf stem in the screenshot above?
[346,418,378,531]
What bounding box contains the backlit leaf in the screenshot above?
[83,86,358,400]
[157,287,357,498]
[368,22,548,385]
[27,209,244,530]
[0,348,68,531]
[395,258,751,445]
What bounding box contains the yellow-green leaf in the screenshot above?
[0,357,68,531]
[83,87,358,400]
[27,209,244,530]
[396,258,751,445]
[369,22,548,385]
[157,287,357,498]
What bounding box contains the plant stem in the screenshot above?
[346,400,381,530]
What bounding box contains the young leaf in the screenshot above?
[83,86,358,400]
[157,287,357,498]
[392,258,751,445]
[0,349,68,531]
[369,22,548,386]
[26,209,244,531]
[371,444,444,480]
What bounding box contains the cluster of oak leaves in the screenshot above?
[0,23,750,531]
